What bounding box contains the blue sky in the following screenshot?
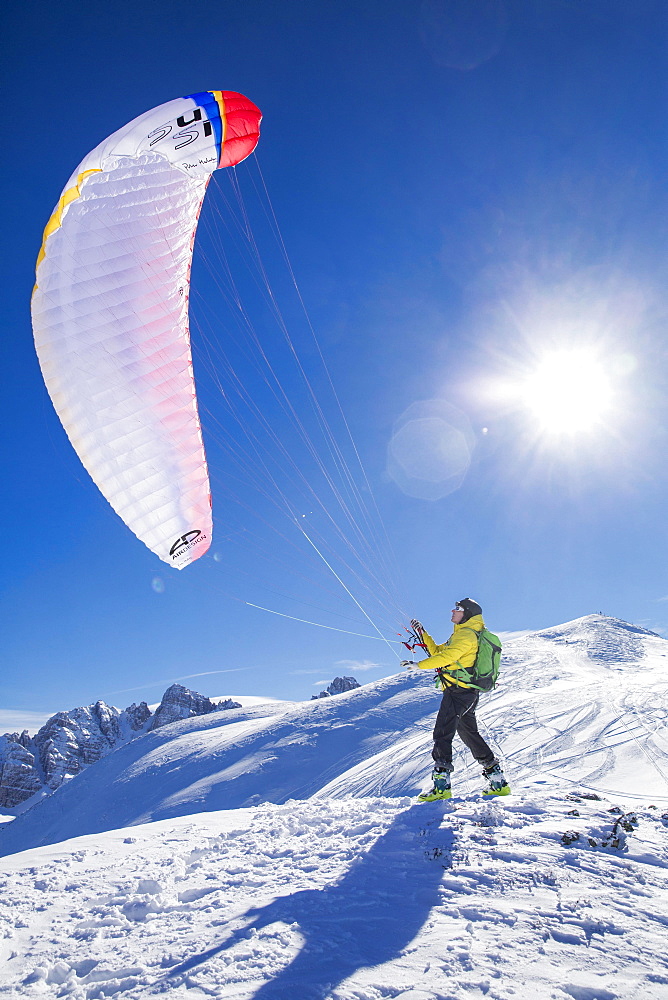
[2,0,668,725]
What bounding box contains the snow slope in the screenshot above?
[2,615,668,999]
[1,615,667,859]
[1,792,668,999]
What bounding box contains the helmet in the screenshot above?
[456,598,482,623]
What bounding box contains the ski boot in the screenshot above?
[418,769,452,802]
[482,762,510,796]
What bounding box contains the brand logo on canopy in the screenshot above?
[170,530,206,558]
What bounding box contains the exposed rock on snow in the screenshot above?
[0,685,241,810]
[311,675,360,699]
[216,697,243,710]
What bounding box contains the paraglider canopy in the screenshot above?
[32,91,261,569]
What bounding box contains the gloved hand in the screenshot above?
[401,660,417,668]
[410,619,423,632]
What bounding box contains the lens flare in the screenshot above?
[387,400,475,500]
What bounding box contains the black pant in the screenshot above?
[432,686,496,771]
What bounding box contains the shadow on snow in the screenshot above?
[165,802,452,999]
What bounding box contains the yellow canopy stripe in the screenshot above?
[211,90,228,161]
[35,169,102,277]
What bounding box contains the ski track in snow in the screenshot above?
[1,794,668,999]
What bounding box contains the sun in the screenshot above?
[519,349,613,434]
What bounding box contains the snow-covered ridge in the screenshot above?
[1,614,667,860]
[527,613,661,663]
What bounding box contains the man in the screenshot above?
[401,598,509,801]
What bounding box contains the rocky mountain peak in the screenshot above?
[311,676,360,700]
[124,702,152,731]
[150,684,221,730]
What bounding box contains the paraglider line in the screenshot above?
[245,602,394,641]
[296,524,402,658]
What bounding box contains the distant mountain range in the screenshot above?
[2,615,667,858]
[0,684,241,810]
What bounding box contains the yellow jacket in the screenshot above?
[416,615,485,689]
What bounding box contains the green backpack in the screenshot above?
[442,628,502,692]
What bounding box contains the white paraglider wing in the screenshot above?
[32,92,261,568]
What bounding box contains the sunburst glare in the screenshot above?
[520,350,613,434]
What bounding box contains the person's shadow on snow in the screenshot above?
[166,803,452,999]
